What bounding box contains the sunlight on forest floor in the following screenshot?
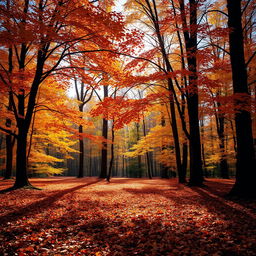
[0,177,255,255]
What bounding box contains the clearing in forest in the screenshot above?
[0,178,255,255]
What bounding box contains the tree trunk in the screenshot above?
[142,117,152,179]
[179,0,203,186]
[107,121,115,182]
[181,141,188,181]
[89,146,92,176]
[77,124,84,178]
[4,96,14,180]
[77,103,84,178]
[168,79,184,183]
[136,123,142,178]
[219,129,229,179]
[100,118,108,178]
[227,0,256,197]
[4,133,13,180]
[14,128,31,188]
[143,0,183,182]
[215,98,229,179]
[99,85,108,178]
[13,87,31,188]
[4,38,14,180]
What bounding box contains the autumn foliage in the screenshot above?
[0,0,256,253]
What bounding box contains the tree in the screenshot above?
[227,0,256,197]
[178,0,203,186]
[73,77,93,178]
[0,0,127,189]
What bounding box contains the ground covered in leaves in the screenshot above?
[0,177,255,256]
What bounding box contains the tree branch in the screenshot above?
[0,126,17,138]
[246,51,256,66]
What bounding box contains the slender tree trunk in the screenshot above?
[77,125,84,178]
[107,121,115,182]
[100,118,108,178]
[4,105,13,180]
[181,140,188,180]
[227,0,256,197]
[4,39,14,180]
[99,85,108,178]
[5,135,13,179]
[89,146,92,176]
[135,122,142,178]
[122,155,125,177]
[218,118,229,179]
[142,116,152,179]
[229,119,237,153]
[168,80,184,183]
[160,115,168,179]
[77,103,84,178]
[143,0,183,182]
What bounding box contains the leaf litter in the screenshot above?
[0,177,255,255]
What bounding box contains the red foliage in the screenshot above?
[0,178,255,255]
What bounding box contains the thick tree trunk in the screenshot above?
[14,128,31,188]
[179,0,203,186]
[13,87,31,188]
[227,0,256,197]
[187,94,203,185]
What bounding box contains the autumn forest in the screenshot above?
[0,0,256,255]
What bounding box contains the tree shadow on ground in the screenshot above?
[2,188,255,255]
[123,184,256,222]
[0,179,101,227]
[1,178,256,255]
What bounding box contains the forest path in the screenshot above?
[0,177,255,255]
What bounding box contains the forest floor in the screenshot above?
[0,177,255,256]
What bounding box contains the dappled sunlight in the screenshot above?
[0,177,255,255]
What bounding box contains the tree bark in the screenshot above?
[4,33,14,180]
[227,0,256,197]
[107,121,115,182]
[14,127,31,188]
[181,141,188,180]
[77,124,84,178]
[179,0,203,186]
[136,122,142,178]
[218,116,229,179]
[142,116,152,179]
[99,85,109,178]
[4,94,14,180]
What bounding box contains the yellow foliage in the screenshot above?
[33,164,66,176]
